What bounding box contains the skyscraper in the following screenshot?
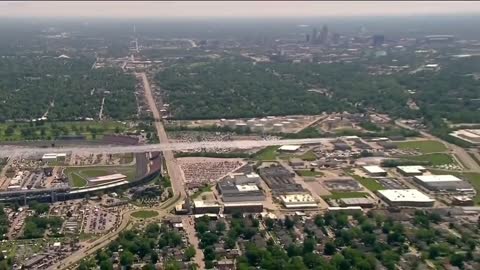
[312,28,318,44]
[320,25,329,45]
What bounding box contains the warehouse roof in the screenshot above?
[279,145,301,151]
[397,166,426,174]
[362,165,386,174]
[415,175,462,183]
[378,189,434,203]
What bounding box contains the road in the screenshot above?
[0,137,343,158]
[395,120,480,172]
[138,72,186,198]
[49,208,136,270]
[51,195,181,270]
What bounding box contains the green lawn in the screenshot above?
[351,175,384,191]
[65,165,136,188]
[407,153,457,166]
[191,185,212,199]
[131,210,159,219]
[395,140,447,154]
[298,150,317,161]
[254,146,278,161]
[322,192,371,199]
[295,170,324,177]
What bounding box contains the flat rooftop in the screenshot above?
[415,175,462,183]
[193,200,221,208]
[279,145,301,151]
[378,189,434,203]
[397,165,426,174]
[362,165,386,174]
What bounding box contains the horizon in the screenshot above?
[1,1,480,19]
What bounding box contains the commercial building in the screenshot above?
[397,166,427,176]
[193,200,221,214]
[377,189,435,207]
[217,175,265,203]
[278,145,301,152]
[449,129,480,145]
[223,202,263,214]
[279,193,317,209]
[362,165,387,177]
[451,196,474,206]
[413,175,475,194]
[259,165,304,195]
[41,153,67,162]
[339,197,375,208]
[289,158,305,168]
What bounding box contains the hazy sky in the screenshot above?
[1,1,480,19]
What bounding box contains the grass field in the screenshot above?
[395,140,447,154]
[65,165,136,188]
[298,150,317,161]
[322,192,371,199]
[131,210,159,219]
[295,170,324,177]
[0,121,130,141]
[254,146,278,161]
[407,153,457,166]
[351,175,384,191]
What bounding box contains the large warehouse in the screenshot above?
[413,175,475,194]
[217,174,265,203]
[377,189,435,207]
[397,166,427,176]
[362,166,387,177]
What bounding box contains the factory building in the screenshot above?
[193,200,221,214]
[42,153,67,162]
[339,197,375,208]
[413,175,476,194]
[377,189,435,207]
[362,165,387,177]
[278,145,301,152]
[258,165,304,195]
[397,166,427,176]
[217,176,265,203]
[223,202,263,214]
[279,193,317,209]
[289,158,305,168]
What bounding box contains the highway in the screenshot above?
[139,72,186,198]
[0,138,339,158]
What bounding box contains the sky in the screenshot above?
[1,1,480,19]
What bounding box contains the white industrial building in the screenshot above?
[413,175,475,194]
[362,165,387,177]
[278,145,301,152]
[449,129,480,145]
[397,165,427,176]
[279,193,317,209]
[42,153,67,162]
[377,189,435,207]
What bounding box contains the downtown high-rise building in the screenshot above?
[320,25,329,45]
